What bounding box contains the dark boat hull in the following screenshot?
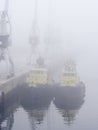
[54,84,85,110]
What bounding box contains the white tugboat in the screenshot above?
[54,58,85,101]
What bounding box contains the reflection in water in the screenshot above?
[0,85,85,129]
[27,108,48,130]
[20,86,53,129]
[0,87,20,130]
[54,86,85,125]
[59,109,78,125]
[0,86,54,130]
[0,114,14,130]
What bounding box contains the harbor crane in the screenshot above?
[0,0,14,78]
[29,0,40,65]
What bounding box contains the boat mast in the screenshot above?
[29,0,39,64]
[33,0,38,34]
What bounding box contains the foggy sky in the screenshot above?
[0,0,98,83]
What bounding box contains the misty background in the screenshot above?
[0,0,98,86]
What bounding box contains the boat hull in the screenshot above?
[54,83,85,110]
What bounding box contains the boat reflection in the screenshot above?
[0,87,20,130]
[0,83,86,129]
[20,86,53,126]
[54,86,85,125]
[0,86,53,129]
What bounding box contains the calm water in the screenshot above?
[0,79,98,130]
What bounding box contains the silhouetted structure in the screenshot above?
[0,0,14,78]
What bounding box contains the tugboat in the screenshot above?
[54,58,85,98]
[25,56,54,97]
[54,66,86,125]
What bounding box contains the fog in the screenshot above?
[0,0,98,84]
[0,1,98,129]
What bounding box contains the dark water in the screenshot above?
[0,81,98,130]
